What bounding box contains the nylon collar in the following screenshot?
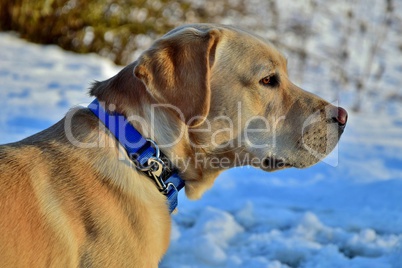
[88,99,185,213]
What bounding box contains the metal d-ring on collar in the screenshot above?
[132,139,175,194]
[132,139,161,172]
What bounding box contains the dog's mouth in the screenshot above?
[260,157,293,171]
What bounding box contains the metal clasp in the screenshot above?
[147,157,168,192]
[132,139,170,193]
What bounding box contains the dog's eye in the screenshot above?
[260,75,279,87]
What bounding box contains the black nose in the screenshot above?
[335,107,348,126]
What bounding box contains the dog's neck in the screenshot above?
[88,99,185,213]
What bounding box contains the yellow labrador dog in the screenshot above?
[0,24,347,267]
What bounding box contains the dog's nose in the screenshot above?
[335,107,348,126]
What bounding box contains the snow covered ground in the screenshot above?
[0,27,401,268]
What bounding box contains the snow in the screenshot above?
[0,33,119,143]
[1,21,402,268]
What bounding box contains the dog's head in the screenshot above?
[92,24,347,199]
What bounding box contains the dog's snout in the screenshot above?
[335,107,348,126]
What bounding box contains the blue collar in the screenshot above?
[88,99,185,213]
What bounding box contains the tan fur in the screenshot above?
[0,24,346,267]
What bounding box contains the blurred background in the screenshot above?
[1,0,402,267]
[1,0,401,113]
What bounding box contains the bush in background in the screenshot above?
[0,0,246,65]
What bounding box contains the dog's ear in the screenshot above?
[134,27,220,127]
